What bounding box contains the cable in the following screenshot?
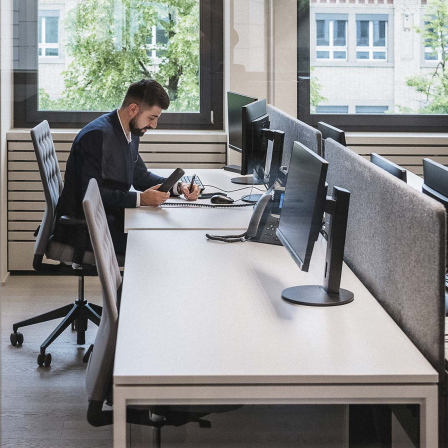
[203,184,265,193]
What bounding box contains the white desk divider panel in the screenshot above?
[7,131,226,270]
[324,138,447,446]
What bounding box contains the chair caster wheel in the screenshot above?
[10,332,24,346]
[37,352,52,367]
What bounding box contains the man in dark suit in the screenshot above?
[54,79,200,255]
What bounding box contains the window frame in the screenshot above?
[14,0,223,130]
[299,2,448,132]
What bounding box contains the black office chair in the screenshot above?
[83,178,240,447]
[10,121,122,367]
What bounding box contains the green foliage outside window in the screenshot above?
[402,0,448,114]
[39,0,200,112]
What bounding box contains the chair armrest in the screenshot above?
[59,215,87,226]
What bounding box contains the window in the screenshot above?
[423,21,447,62]
[316,105,348,114]
[301,1,448,131]
[356,106,388,114]
[14,0,223,130]
[38,11,59,58]
[316,15,348,60]
[356,16,387,61]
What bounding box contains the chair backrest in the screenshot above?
[31,121,63,258]
[83,178,121,403]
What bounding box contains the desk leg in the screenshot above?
[114,386,128,448]
[420,387,438,448]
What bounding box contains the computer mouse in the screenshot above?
[211,195,235,204]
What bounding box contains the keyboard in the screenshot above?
[181,175,205,192]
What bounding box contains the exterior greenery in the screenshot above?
[404,0,448,114]
[39,0,200,112]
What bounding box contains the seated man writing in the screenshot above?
[53,78,200,255]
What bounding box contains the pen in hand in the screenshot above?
[189,174,196,194]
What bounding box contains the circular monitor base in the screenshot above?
[281,285,354,307]
[231,176,264,185]
[241,194,262,203]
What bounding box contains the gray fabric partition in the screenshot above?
[267,105,322,167]
[325,138,445,378]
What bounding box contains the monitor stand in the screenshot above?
[223,164,241,173]
[231,175,264,185]
[281,186,354,307]
[231,174,264,203]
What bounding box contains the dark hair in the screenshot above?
[122,79,170,110]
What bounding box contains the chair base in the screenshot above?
[11,276,102,367]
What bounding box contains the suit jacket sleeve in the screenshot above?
[132,153,166,191]
[77,130,138,210]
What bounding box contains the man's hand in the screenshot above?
[140,184,170,206]
[178,182,200,201]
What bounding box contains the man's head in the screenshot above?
[121,79,170,136]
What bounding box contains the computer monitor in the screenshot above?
[239,111,285,203]
[371,153,407,182]
[422,158,448,206]
[276,141,354,306]
[231,99,267,184]
[422,158,448,268]
[228,91,258,153]
[318,122,347,146]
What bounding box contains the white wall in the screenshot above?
[1,1,13,284]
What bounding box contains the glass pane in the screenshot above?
[373,52,386,59]
[356,105,388,113]
[333,21,346,46]
[38,17,42,43]
[333,51,346,59]
[373,21,386,47]
[45,17,58,44]
[38,0,200,113]
[356,51,369,59]
[316,105,348,113]
[311,4,448,116]
[45,48,59,56]
[357,21,369,46]
[316,20,329,46]
[317,51,330,59]
[38,48,42,56]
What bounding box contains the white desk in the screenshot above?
[114,230,438,447]
[125,169,260,232]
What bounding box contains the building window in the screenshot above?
[316,105,349,114]
[14,0,223,130]
[356,16,387,61]
[38,11,59,58]
[356,106,389,114]
[316,14,348,60]
[423,21,447,61]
